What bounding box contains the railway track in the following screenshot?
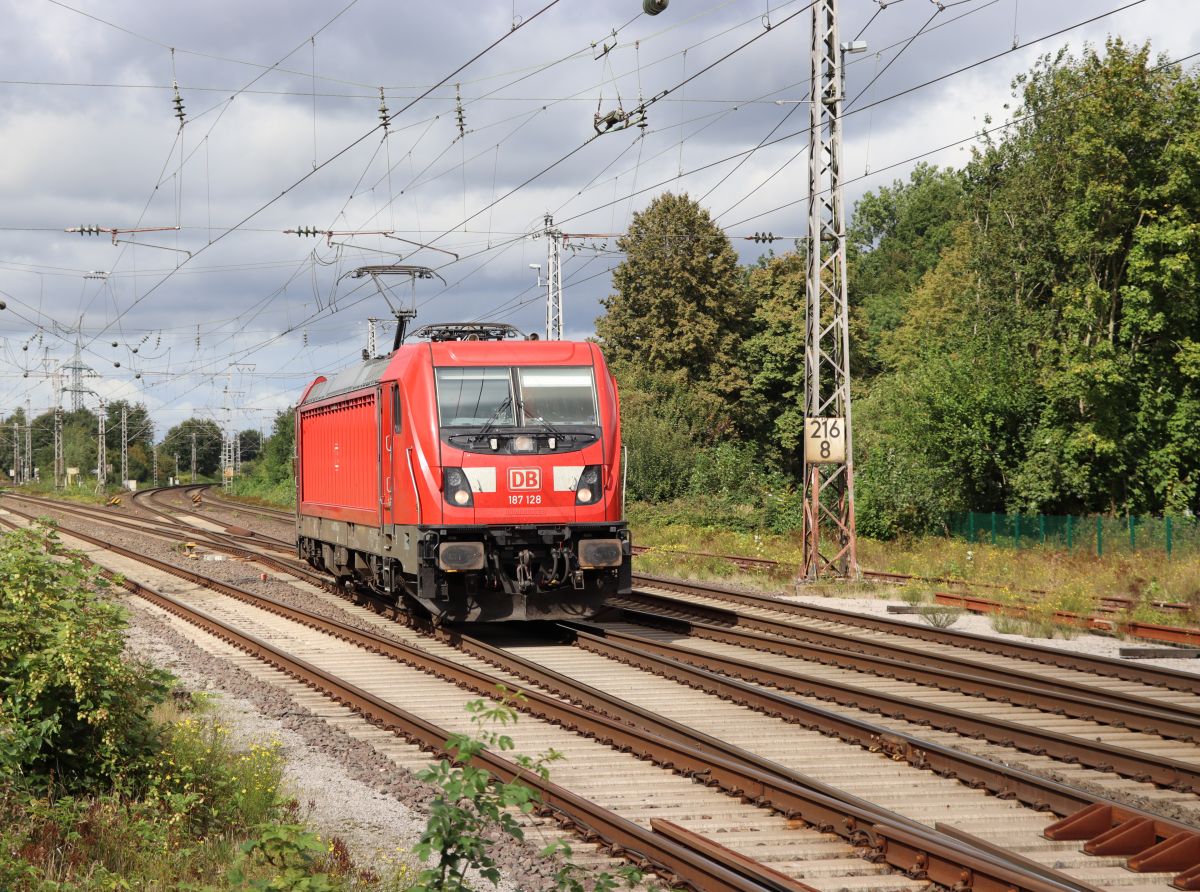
[629,574,1200,700]
[10,492,1200,888]
[135,486,296,553]
[631,546,1200,648]
[0,501,1106,892]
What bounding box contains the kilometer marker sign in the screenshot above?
[804,417,845,464]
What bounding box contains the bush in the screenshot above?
[916,604,962,628]
[0,523,170,790]
[145,716,284,836]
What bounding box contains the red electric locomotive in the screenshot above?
[294,322,631,622]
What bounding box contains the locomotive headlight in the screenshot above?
[443,468,474,507]
[575,465,602,505]
[513,435,536,452]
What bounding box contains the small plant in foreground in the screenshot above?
[899,586,929,607]
[409,687,649,892]
[228,823,338,891]
[989,612,1026,635]
[917,604,962,629]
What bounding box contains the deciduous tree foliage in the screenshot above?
[597,192,753,421]
[600,41,1200,534]
[858,40,1200,530]
[160,417,223,477]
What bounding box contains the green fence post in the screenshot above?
[1014,514,1021,548]
[1166,516,1173,559]
[1039,514,1046,545]
[1097,515,1103,557]
[1129,515,1136,551]
[968,512,975,543]
[991,511,997,545]
[1067,515,1074,551]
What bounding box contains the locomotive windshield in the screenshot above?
[517,368,597,425]
[436,366,597,427]
[436,367,515,427]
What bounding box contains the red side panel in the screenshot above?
[298,390,379,525]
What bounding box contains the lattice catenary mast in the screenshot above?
[120,403,128,489]
[96,401,107,493]
[543,214,563,340]
[54,407,64,490]
[802,0,861,579]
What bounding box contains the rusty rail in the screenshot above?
[934,590,1200,648]
[0,506,1117,892]
[633,572,1200,695]
[572,621,1200,791]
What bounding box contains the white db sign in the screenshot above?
[508,468,541,491]
[804,417,845,464]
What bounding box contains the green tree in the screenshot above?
[848,163,965,377]
[736,250,806,468]
[104,401,154,481]
[857,40,1200,526]
[596,192,752,426]
[238,428,264,463]
[261,409,295,485]
[161,418,223,478]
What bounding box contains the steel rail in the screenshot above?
[0,496,326,589]
[123,589,776,891]
[135,486,296,552]
[0,507,780,892]
[442,622,1200,828]
[570,621,1200,792]
[617,588,1200,722]
[0,506,1112,892]
[547,624,1200,886]
[195,483,294,520]
[611,602,1200,738]
[632,573,1200,695]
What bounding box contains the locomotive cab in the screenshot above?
[295,322,631,622]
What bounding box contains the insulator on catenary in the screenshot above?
[172,80,186,125]
[379,87,389,133]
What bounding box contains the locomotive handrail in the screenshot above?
[406,447,422,525]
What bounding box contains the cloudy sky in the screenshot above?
[1,0,1197,435]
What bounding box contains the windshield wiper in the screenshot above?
[476,395,513,439]
[515,398,565,440]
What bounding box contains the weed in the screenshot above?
[989,612,1026,635]
[409,687,653,892]
[917,604,962,628]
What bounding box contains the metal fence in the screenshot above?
[946,511,1200,557]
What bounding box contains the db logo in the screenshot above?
[508,468,541,491]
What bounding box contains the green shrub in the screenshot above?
[0,523,171,790]
[410,689,648,892]
[917,604,962,628]
[144,716,285,836]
